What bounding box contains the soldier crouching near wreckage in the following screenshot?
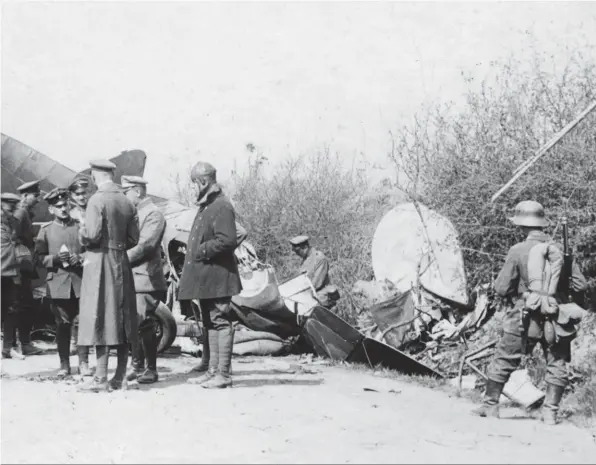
[121,175,168,385]
[34,188,92,378]
[290,235,340,308]
[178,161,242,389]
[472,200,587,425]
[77,159,140,392]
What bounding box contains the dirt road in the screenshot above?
[2,351,595,464]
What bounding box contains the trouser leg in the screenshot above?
[56,323,72,364]
[202,298,234,389]
[78,345,109,392]
[541,338,571,425]
[1,278,20,358]
[137,317,159,384]
[187,299,219,385]
[112,344,129,382]
[2,313,16,353]
[16,277,34,346]
[473,331,532,418]
[94,345,109,380]
[486,332,528,385]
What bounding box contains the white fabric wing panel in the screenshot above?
[372,202,469,307]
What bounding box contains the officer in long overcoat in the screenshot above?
[77,159,140,392]
[121,175,168,385]
[178,161,242,389]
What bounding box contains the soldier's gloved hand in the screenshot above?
[69,253,81,266]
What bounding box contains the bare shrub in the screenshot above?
[388,43,596,422]
[388,46,596,295]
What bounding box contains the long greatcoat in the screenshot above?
[78,181,140,346]
[177,185,242,300]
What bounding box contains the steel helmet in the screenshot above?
[190,161,216,183]
[509,200,548,227]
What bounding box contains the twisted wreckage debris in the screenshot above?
[169,201,499,380]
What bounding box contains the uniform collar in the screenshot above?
[53,217,75,227]
[197,183,222,209]
[526,230,549,242]
[97,181,119,192]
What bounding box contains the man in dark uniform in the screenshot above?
[77,160,140,392]
[122,175,168,385]
[13,180,43,356]
[472,200,587,425]
[290,235,340,308]
[34,188,92,377]
[1,193,26,359]
[178,161,242,389]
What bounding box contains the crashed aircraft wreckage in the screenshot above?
[1,133,443,377]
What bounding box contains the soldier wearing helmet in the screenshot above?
[177,161,242,389]
[472,200,587,425]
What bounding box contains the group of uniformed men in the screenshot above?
[4,157,583,425]
[1,159,337,392]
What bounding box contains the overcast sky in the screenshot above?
[2,1,596,197]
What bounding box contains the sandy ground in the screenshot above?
[1,348,596,464]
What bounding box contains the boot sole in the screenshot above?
[138,378,159,384]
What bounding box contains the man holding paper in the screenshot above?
[34,188,92,377]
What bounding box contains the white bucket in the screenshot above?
[501,369,545,409]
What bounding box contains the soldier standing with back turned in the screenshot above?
[472,201,587,425]
[77,159,140,392]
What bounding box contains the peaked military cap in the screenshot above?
[44,188,69,206]
[1,193,22,203]
[69,177,90,192]
[89,159,116,171]
[16,180,41,193]
[121,175,148,188]
[289,235,310,246]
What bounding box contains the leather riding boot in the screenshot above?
[202,325,234,389]
[188,329,219,385]
[2,314,20,359]
[57,359,71,379]
[109,344,129,390]
[127,334,146,382]
[472,379,504,418]
[541,383,565,426]
[78,346,109,392]
[138,320,159,384]
[190,322,210,373]
[57,323,72,364]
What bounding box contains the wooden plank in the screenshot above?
[491,100,596,203]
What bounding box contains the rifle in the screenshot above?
[557,205,575,303]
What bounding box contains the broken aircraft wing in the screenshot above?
[1,133,147,223]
